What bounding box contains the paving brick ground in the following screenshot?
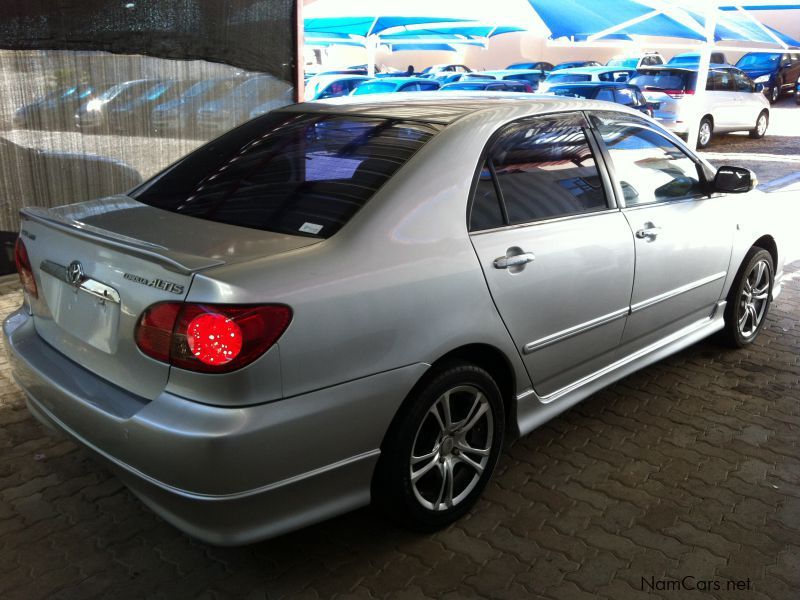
[0,133,798,599]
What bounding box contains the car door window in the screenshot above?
[734,70,755,92]
[707,70,735,92]
[470,163,505,231]
[591,113,704,206]
[476,112,609,226]
[595,88,615,102]
[613,88,638,106]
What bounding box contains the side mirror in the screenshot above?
[755,83,764,93]
[715,166,758,194]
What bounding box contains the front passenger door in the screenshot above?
[469,112,635,398]
[591,112,735,354]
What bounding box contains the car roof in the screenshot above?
[550,66,635,75]
[283,92,646,124]
[636,64,735,72]
[362,77,435,85]
[547,81,635,88]
[309,74,371,85]
[481,69,546,75]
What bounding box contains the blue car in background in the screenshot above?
[196,75,293,137]
[544,82,653,115]
[668,52,728,66]
[551,61,602,71]
[151,77,246,136]
[736,51,800,104]
[304,74,370,101]
[506,61,554,72]
[351,77,440,95]
[440,80,531,93]
[14,84,101,131]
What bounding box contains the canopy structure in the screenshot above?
[303,0,800,144]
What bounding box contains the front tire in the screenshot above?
[697,117,713,149]
[372,362,505,531]
[722,247,774,348]
[770,80,781,104]
[749,110,769,139]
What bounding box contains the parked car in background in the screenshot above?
[75,79,160,133]
[506,61,554,72]
[351,77,440,95]
[197,75,293,137]
[540,66,637,92]
[304,74,370,101]
[420,64,472,77]
[607,52,664,69]
[545,82,652,115]
[6,96,786,544]
[429,73,465,85]
[13,84,102,131]
[463,69,547,90]
[551,61,603,71]
[151,77,246,137]
[107,80,195,135]
[632,65,769,148]
[735,51,800,103]
[440,80,532,92]
[668,52,728,66]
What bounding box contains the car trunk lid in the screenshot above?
[20,196,320,400]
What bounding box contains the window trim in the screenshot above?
[466,111,617,233]
[586,111,713,210]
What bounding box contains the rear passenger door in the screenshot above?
[469,112,635,398]
[706,69,738,128]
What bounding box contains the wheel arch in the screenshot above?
[379,343,520,451]
[753,234,778,272]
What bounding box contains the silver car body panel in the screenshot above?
[3,93,788,543]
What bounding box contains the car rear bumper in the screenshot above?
[3,308,426,544]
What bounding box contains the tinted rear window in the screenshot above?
[547,74,592,83]
[133,113,441,238]
[630,70,696,91]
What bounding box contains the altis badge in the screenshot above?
[124,273,185,295]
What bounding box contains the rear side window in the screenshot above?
[707,70,735,91]
[133,114,441,238]
[470,112,608,230]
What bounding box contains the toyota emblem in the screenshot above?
[66,261,84,286]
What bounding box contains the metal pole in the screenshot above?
[687,1,718,149]
[367,35,377,77]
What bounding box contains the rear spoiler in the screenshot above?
[20,206,225,275]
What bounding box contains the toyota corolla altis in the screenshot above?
[4,94,786,544]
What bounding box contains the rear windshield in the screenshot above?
[546,74,592,83]
[630,70,696,91]
[352,81,396,95]
[443,82,489,90]
[549,86,597,98]
[133,113,441,238]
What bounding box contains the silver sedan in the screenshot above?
[4,94,787,544]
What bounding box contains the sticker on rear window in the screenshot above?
[299,222,323,235]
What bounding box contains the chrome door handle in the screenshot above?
[635,223,662,240]
[494,252,535,269]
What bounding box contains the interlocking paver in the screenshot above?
[0,216,797,597]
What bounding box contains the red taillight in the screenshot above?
[14,238,38,299]
[523,84,534,93]
[135,302,292,373]
[665,89,694,99]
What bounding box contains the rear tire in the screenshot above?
[372,362,505,531]
[697,117,713,149]
[749,110,769,139]
[769,80,781,104]
[721,247,774,348]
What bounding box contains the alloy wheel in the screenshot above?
[738,258,771,338]
[757,114,768,136]
[409,384,493,512]
[699,122,712,147]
